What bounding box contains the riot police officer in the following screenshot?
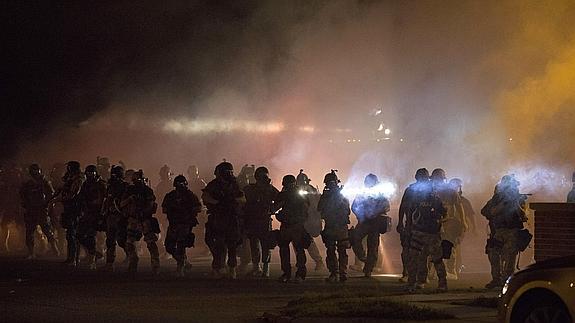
[19,164,59,258]
[202,162,245,279]
[242,166,279,277]
[317,170,351,283]
[296,169,325,272]
[351,174,391,278]
[162,175,202,277]
[275,175,310,283]
[102,165,129,270]
[59,161,84,266]
[482,175,527,289]
[77,165,107,269]
[121,170,160,275]
[397,168,429,282]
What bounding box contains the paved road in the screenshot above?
[0,254,499,322]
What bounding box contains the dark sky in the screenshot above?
[2,0,305,161]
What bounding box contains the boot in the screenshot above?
[176,263,185,278]
[250,263,263,276]
[437,279,448,292]
[326,272,338,283]
[339,273,347,283]
[49,240,61,257]
[261,263,270,278]
[87,254,97,270]
[228,266,237,280]
[278,273,290,283]
[210,268,223,279]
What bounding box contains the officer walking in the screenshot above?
[242,166,279,277]
[162,175,202,277]
[202,162,245,279]
[405,174,448,292]
[350,174,390,278]
[482,175,527,289]
[397,168,430,282]
[317,170,351,283]
[19,164,59,258]
[102,165,129,271]
[59,161,84,266]
[275,175,310,283]
[121,170,160,275]
[77,165,107,269]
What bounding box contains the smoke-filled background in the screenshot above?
[4,0,575,201]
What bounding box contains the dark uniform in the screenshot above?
[155,164,173,259]
[60,161,84,265]
[317,171,350,282]
[405,178,448,291]
[187,165,208,255]
[482,175,527,288]
[276,175,310,282]
[121,170,160,274]
[397,168,430,281]
[202,162,244,279]
[351,174,391,277]
[19,164,58,258]
[102,166,128,269]
[162,175,202,277]
[242,167,279,277]
[77,165,107,269]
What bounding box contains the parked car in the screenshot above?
[499,255,574,322]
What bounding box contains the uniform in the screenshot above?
[102,176,128,266]
[406,181,448,290]
[276,183,310,281]
[121,180,160,274]
[482,180,526,287]
[162,186,202,274]
[435,183,467,278]
[202,177,244,274]
[317,186,350,281]
[77,176,107,265]
[19,174,57,256]
[242,181,279,274]
[60,171,84,264]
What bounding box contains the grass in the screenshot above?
[282,291,455,320]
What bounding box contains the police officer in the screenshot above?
[351,174,391,278]
[202,162,245,279]
[187,165,207,197]
[162,175,202,277]
[19,164,59,258]
[121,170,160,275]
[59,161,84,266]
[397,168,430,282]
[77,165,107,269]
[275,175,310,283]
[449,178,477,274]
[187,165,208,256]
[430,169,467,281]
[405,174,448,292]
[567,172,575,203]
[155,164,173,260]
[296,170,326,272]
[481,175,527,289]
[102,165,129,271]
[317,170,351,283]
[242,166,279,277]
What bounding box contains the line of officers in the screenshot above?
[17,160,530,291]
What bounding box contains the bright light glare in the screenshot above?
[298,190,309,196]
[341,181,397,199]
[163,118,285,134]
[299,126,315,133]
[384,128,391,135]
[377,123,384,131]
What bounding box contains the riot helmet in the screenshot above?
[296,169,310,186]
[132,169,145,184]
[159,164,172,181]
[173,175,188,190]
[214,162,234,181]
[323,170,339,184]
[431,168,446,186]
[85,165,98,181]
[415,168,430,182]
[28,164,42,178]
[110,165,124,180]
[66,161,81,174]
[282,175,297,188]
[254,166,270,183]
[449,178,463,194]
[364,173,379,188]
